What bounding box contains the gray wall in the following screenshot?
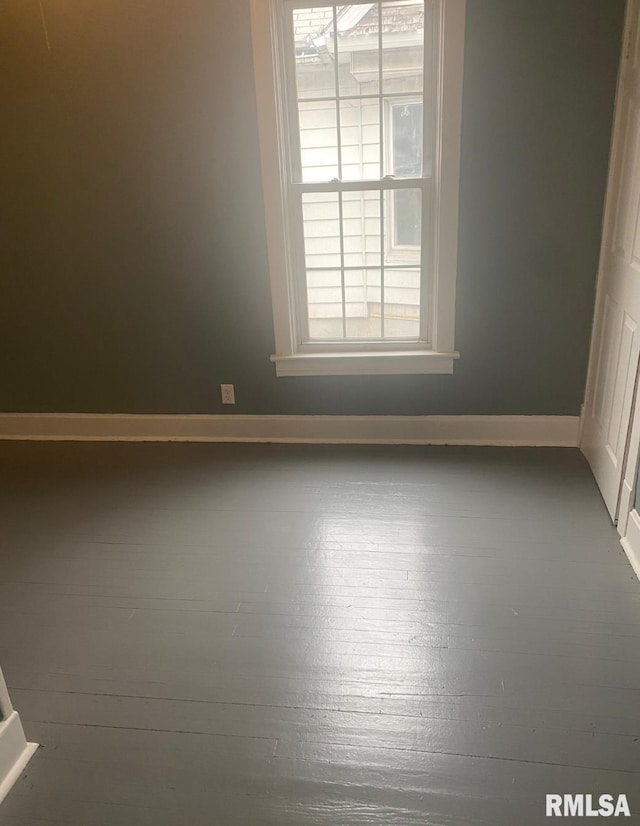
[0,0,624,415]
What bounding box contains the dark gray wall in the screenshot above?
[0,0,624,415]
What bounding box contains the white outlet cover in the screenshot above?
[220,384,235,404]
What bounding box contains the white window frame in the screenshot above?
[250,0,465,376]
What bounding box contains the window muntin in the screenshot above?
[287,1,432,344]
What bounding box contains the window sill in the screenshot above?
[270,350,459,377]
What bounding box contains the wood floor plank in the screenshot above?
[0,442,639,824]
[10,688,640,774]
[2,722,639,825]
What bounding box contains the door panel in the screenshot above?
[582,0,640,520]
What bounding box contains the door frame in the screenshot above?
[0,669,37,806]
[617,359,640,579]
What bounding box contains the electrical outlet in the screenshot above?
[220,384,235,405]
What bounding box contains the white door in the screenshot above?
[582,0,640,521]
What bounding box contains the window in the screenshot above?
[251,0,465,375]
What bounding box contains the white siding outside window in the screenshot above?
[251,0,465,375]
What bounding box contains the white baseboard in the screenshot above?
[0,413,580,446]
[0,712,37,806]
[620,508,640,583]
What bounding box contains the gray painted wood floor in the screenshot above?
[0,442,639,825]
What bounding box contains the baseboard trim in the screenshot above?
[0,413,580,446]
[620,508,640,583]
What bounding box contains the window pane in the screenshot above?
[345,270,382,339]
[293,6,336,100]
[393,188,422,247]
[383,267,421,339]
[307,270,346,340]
[391,101,423,178]
[299,101,339,182]
[307,270,344,340]
[302,192,340,269]
[342,190,380,268]
[337,5,379,96]
[340,99,381,181]
[382,1,425,95]
[341,50,379,98]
